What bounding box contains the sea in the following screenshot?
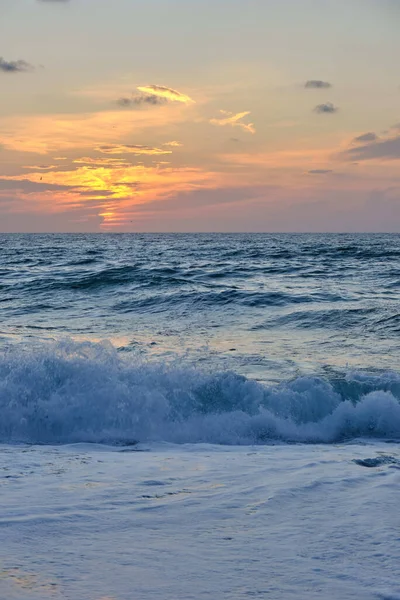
[0,233,399,599]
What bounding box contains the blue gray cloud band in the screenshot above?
[314,102,338,114]
[117,95,167,108]
[0,58,33,73]
[305,80,332,89]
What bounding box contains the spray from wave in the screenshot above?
[0,340,399,445]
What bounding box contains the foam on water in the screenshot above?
[1,340,399,445]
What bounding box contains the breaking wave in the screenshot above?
[1,340,399,446]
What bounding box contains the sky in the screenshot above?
[0,0,399,232]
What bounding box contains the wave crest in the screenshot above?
[1,341,399,445]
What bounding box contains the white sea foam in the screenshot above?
[2,441,399,599]
[1,340,399,445]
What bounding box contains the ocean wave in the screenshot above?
[255,307,400,334]
[112,289,333,313]
[1,340,399,446]
[255,307,376,330]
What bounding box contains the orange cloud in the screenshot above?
[73,157,128,166]
[164,141,183,147]
[137,85,194,104]
[210,111,256,134]
[1,163,222,229]
[96,145,172,156]
[23,165,58,170]
[0,105,188,154]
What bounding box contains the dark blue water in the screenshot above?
[1,233,399,378]
[1,233,399,444]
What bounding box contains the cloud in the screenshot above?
[314,102,338,114]
[73,157,128,166]
[308,169,333,174]
[128,185,270,215]
[117,84,193,108]
[96,145,172,156]
[0,106,187,154]
[342,134,400,161]
[218,145,332,172]
[210,110,256,134]
[0,57,33,73]
[1,162,221,229]
[163,141,183,147]
[352,132,378,143]
[23,165,58,170]
[0,179,73,192]
[116,94,167,108]
[305,80,332,89]
[137,85,194,104]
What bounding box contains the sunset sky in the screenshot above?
[1,0,399,232]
